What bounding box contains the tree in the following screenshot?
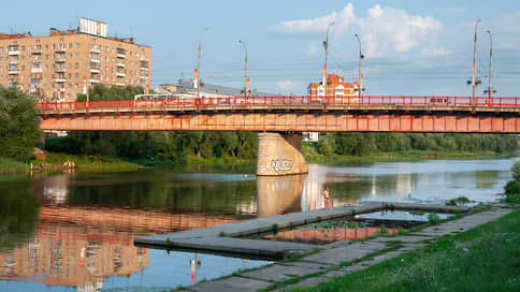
[0,86,42,161]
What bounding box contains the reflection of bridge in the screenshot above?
[38,96,520,175]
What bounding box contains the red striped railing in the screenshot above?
[37,96,520,113]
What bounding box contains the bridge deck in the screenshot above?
[37,96,520,133]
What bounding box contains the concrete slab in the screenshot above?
[241,261,330,282]
[186,276,270,292]
[300,244,375,265]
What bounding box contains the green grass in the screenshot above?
[291,208,520,292]
[32,152,143,171]
[0,157,27,174]
[302,147,502,163]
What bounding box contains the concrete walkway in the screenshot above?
[164,204,513,292]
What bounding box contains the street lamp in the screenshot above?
[471,19,481,105]
[354,34,364,101]
[197,27,209,99]
[483,30,495,104]
[238,40,248,100]
[322,21,335,98]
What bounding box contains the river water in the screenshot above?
[0,156,516,291]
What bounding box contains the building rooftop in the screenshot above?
[160,79,278,97]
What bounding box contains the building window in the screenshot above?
[45,44,49,50]
[69,53,72,58]
[76,43,80,48]
[22,56,26,60]
[0,47,3,52]
[76,53,79,58]
[75,62,79,69]
[68,43,72,48]
[75,73,79,78]
[22,46,25,51]
[21,65,25,71]
[52,44,55,50]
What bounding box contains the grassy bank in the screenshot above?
[292,207,520,292]
[302,144,503,163]
[0,157,27,174]
[32,152,143,171]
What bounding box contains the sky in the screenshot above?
[3,0,520,96]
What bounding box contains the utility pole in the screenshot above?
[238,40,248,100]
[322,22,335,98]
[472,19,481,105]
[354,34,364,102]
[486,30,493,104]
[197,28,209,100]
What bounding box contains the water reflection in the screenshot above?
[0,157,516,290]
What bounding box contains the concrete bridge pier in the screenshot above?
[256,132,309,176]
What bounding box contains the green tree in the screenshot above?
[0,86,42,161]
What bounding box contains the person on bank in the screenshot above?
[322,188,333,209]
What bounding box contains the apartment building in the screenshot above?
[0,18,152,102]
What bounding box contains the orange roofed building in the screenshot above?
[308,74,359,103]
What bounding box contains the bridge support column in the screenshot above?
[257,132,308,176]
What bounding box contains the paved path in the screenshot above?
[171,205,513,292]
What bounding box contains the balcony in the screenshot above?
[30,86,41,93]
[55,78,66,83]
[117,53,126,59]
[31,67,43,73]
[55,58,66,63]
[8,50,19,56]
[117,61,125,67]
[116,82,125,87]
[55,46,66,53]
[90,78,100,84]
[90,48,100,54]
[8,69,19,75]
[55,67,66,73]
[31,49,42,54]
[9,60,19,65]
[90,57,100,63]
[116,72,126,77]
[90,68,100,74]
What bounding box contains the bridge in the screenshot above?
[38,95,520,175]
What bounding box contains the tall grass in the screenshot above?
[0,158,27,174]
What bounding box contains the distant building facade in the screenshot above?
[0,18,152,102]
[308,74,359,103]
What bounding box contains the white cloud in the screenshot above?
[274,3,444,58]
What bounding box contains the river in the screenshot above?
[0,156,516,291]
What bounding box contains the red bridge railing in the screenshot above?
[37,96,520,112]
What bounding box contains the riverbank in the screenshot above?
[30,152,143,172]
[288,205,520,292]
[168,203,517,292]
[0,157,27,174]
[302,145,507,163]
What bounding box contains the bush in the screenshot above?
[428,213,441,225]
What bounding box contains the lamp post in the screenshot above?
[238,40,248,100]
[322,21,335,98]
[354,34,364,102]
[197,28,209,99]
[486,30,493,104]
[471,19,481,105]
